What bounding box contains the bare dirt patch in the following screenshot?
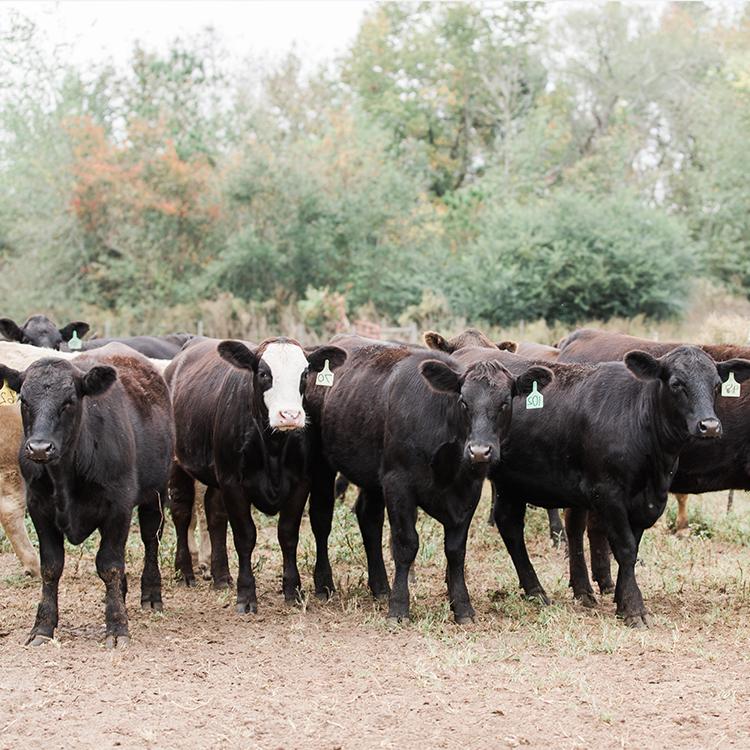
[2,489,750,749]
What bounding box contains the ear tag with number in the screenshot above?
[68,331,82,350]
[526,381,543,410]
[316,360,334,387]
[722,372,741,398]
[0,379,18,406]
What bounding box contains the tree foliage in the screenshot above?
[1,3,749,332]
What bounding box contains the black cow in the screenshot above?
[450,345,750,627]
[0,314,89,350]
[558,327,750,592]
[424,330,565,546]
[305,337,552,624]
[66,333,194,359]
[166,337,347,613]
[0,351,173,648]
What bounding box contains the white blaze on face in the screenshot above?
[260,341,309,430]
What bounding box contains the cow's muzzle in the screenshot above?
[467,444,493,464]
[696,417,722,438]
[25,440,56,463]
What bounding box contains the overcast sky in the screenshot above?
[4,1,374,69]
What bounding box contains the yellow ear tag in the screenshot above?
[0,379,18,406]
[315,360,334,387]
[68,330,82,350]
[526,381,543,410]
[722,372,741,398]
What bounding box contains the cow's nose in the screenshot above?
[25,440,54,462]
[280,410,301,423]
[468,444,492,463]
[698,418,721,438]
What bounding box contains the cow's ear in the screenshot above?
[59,321,90,342]
[424,331,451,352]
[717,359,750,384]
[0,318,24,343]
[307,345,347,373]
[496,340,518,353]
[80,365,117,397]
[218,340,259,372]
[625,350,663,381]
[420,359,462,393]
[0,364,25,392]
[514,365,554,397]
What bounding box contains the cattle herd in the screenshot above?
[1,313,750,647]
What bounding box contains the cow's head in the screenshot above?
[0,358,116,464]
[218,337,347,431]
[424,329,517,354]
[0,315,89,350]
[420,357,553,465]
[625,346,750,439]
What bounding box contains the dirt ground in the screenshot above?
[2,489,750,750]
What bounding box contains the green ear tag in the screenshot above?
[0,379,18,406]
[526,381,543,410]
[722,372,741,398]
[68,330,82,350]
[316,360,334,387]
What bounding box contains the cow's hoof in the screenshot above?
[141,600,163,612]
[178,576,196,588]
[373,590,390,603]
[455,615,474,626]
[236,602,258,615]
[104,634,130,649]
[386,615,410,627]
[525,590,550,606]
[599,584,615,596]
[314,589,332,602]
[623,613,653,629]
[575,591,598,608]
[675,527,690,540]
[212,579,231,591]
[26,634,52,647]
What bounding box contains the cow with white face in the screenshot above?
[165,337,347,614]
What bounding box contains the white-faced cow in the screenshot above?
[0,349,174,648]
[166,337,347,613]
[452,345,750,627]
[305,336,552,624]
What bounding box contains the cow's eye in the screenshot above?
[670,379,684,392]
[500,401,509,411]
[458,397,468,412]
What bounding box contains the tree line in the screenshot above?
[1,2,748,337]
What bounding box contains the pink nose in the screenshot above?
[279,410,302,423]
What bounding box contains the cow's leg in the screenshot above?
[223,487,257,615]
[565,508,596,607]
[674,493,689,538]
[600,501,650,628]
[278,483,309,603]
[383,478,418,623]
[727,489,735,514]
[0,488,40,577]
[195,487,212,577]
[169,464,196,586]
[26,506,64,646]
[138,500,164,611]
[204,487,231,589]
[547,508,567,548]
[309,461,336,599]
[487,492,496,526]
[444,517,475,624]
[588,510,614,594]
[96,512,131,648]
[187,498,199,567]
[493,488,549,604]
[354,487,389,600]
